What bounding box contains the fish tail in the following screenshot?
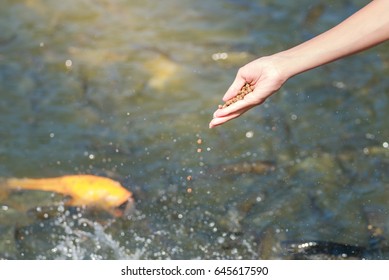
[5,177,67,194]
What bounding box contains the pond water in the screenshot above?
[0,0,388,259]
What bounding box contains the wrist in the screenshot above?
[271,45,331,80]
[268,52,302,81]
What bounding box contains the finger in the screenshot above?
[209,106,250,128]
[210,105,252,128]
[209,113,241,128]
[214,98,255,118]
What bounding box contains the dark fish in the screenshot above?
[282,240,364,259]
[210,160,276,176]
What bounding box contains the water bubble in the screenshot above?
[212,52,228,61]
[333,81,346,89]
[365,133,375,140]
[65,59,73,69]
[290,113,298,121]
[245,131,254,138]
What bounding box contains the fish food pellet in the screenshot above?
[218,83,254,109]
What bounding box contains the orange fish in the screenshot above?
[5,175,134,217]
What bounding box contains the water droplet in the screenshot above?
[217,237,225,244]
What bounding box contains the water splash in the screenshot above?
[50,217,141,260]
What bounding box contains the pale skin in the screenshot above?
[209,0,389,128]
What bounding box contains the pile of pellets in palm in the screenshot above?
[218,83,254,109]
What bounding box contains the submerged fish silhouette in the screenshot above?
[5,175,134,217]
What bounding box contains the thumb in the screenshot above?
[222,76,246,102]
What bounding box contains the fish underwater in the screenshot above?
[3,175,134,217]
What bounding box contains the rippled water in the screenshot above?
[0,0,388,259]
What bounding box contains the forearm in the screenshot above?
[274,0,389,79]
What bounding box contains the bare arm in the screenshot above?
[210,0,389,128]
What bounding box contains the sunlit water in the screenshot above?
[0,0,388,259]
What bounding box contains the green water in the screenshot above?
[0,0,388,259]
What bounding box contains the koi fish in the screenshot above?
[5,175,134,217]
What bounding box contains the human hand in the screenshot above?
[209,56,288,128]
